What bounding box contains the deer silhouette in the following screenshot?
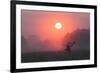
[65,41,75,52]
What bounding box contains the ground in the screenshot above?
[21,49,90,63]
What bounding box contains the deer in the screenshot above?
[65,41,75,52]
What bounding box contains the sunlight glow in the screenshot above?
[55,22,62,29]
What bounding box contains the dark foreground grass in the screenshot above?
[21,49,90,63]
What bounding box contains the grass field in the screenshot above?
[21,49,90,63]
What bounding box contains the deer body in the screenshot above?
[65,41,75,52]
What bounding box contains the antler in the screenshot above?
[69,41,75,47]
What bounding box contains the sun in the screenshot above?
[55,22,62,30]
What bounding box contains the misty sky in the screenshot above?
[21,10,90,52]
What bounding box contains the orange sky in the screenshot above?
[21,10,90,51]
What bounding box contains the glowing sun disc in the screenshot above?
[55,22,62,29]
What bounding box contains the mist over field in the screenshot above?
[21,29,90,63]
[21,10,90,63]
